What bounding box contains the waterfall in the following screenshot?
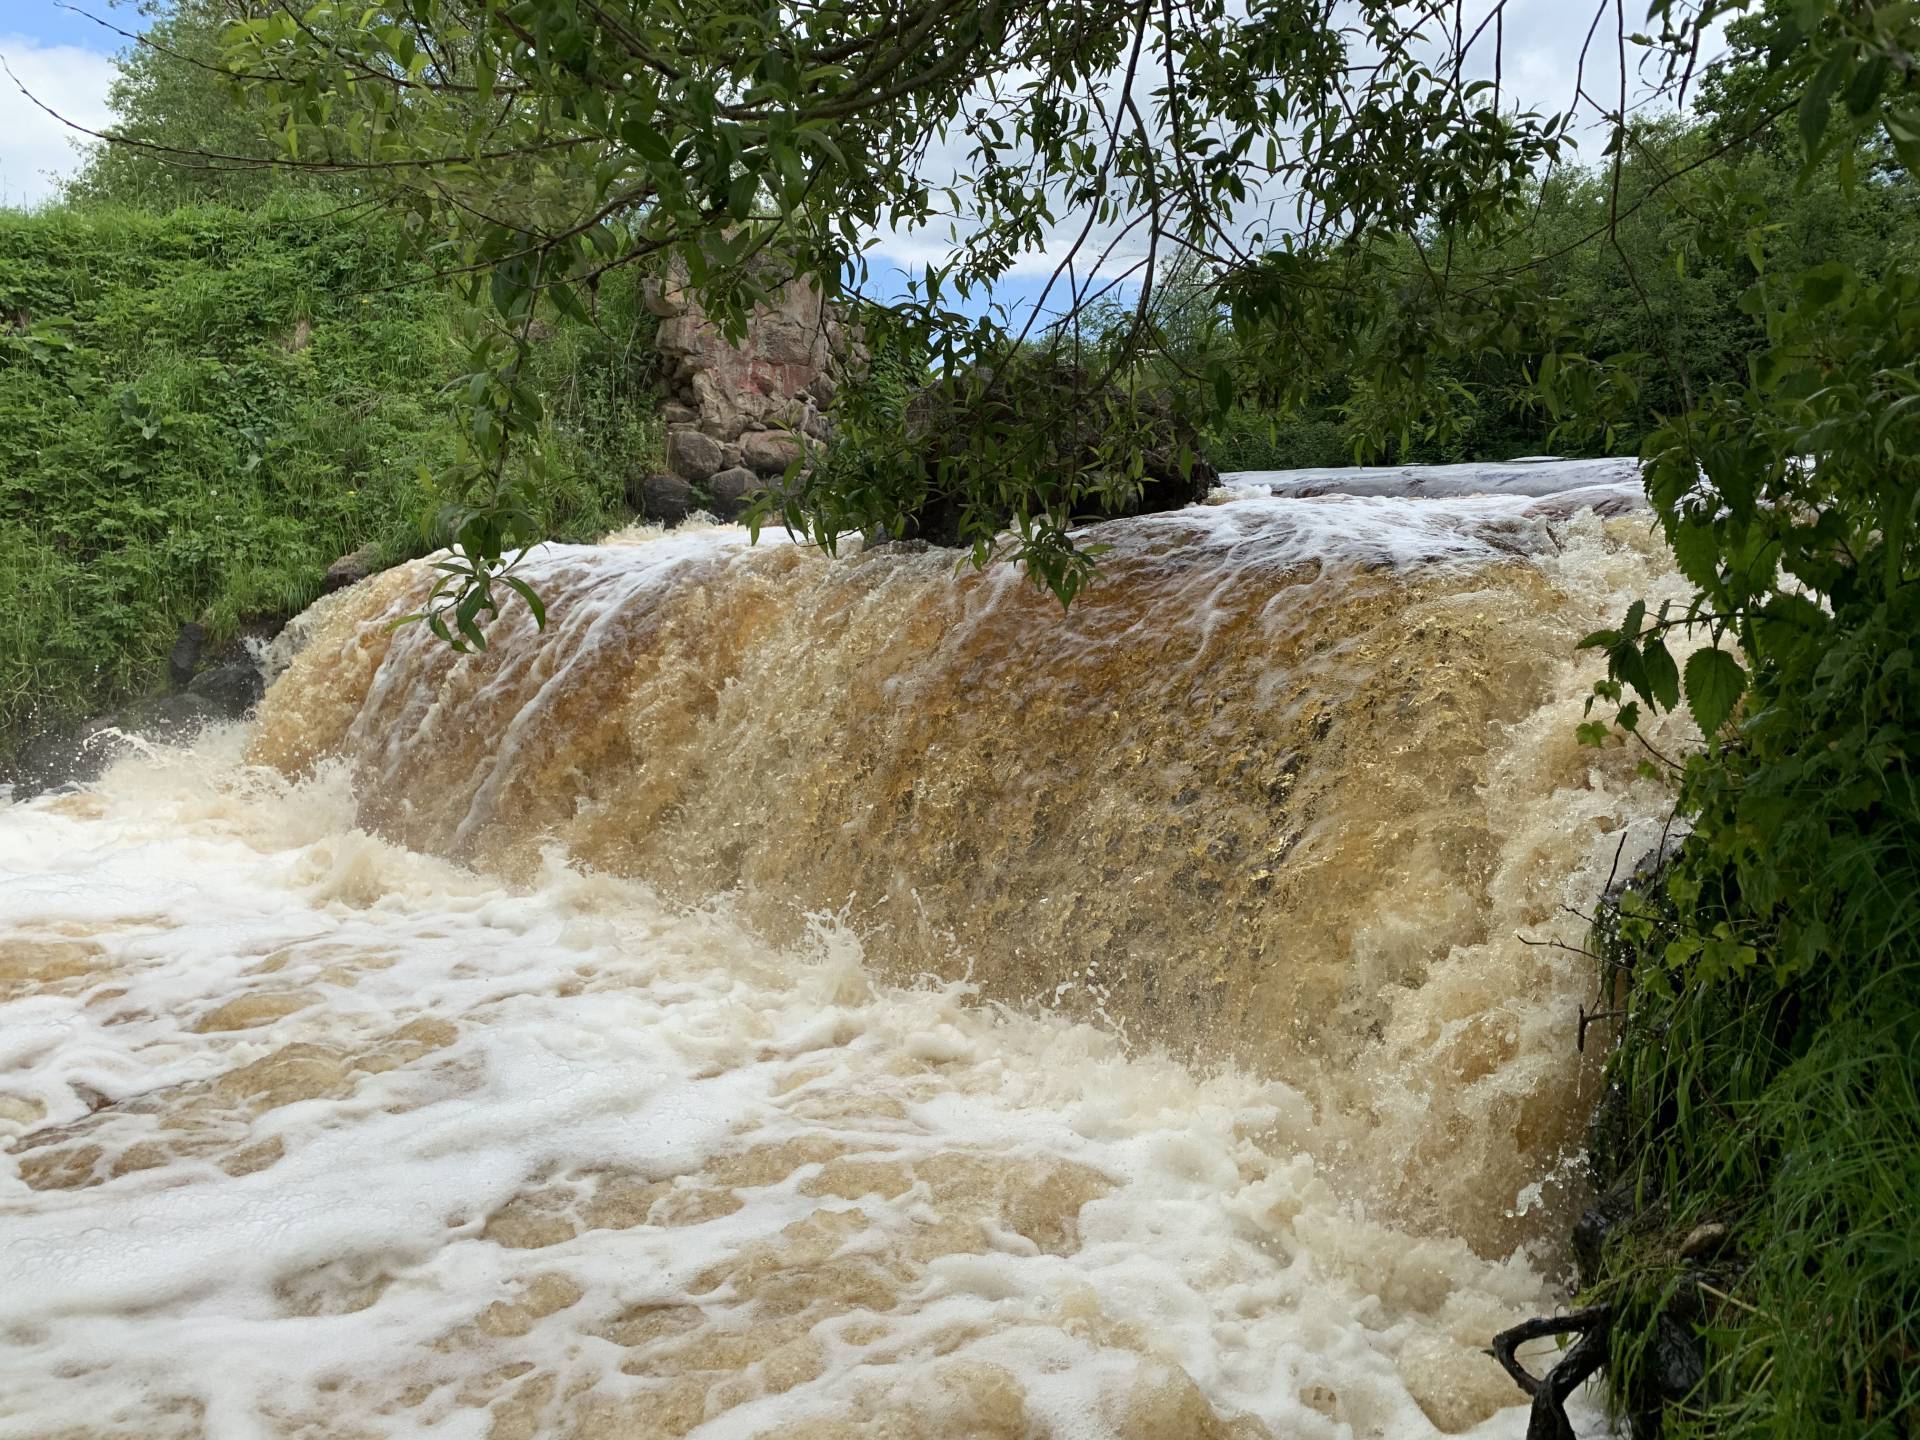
[1,465,1691,1439]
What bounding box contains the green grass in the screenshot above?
[0,199,658,754]
[1591,889,1920,1438]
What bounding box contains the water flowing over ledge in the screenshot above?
[3,469,1691,1439]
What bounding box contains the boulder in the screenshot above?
[632,473,696,526]
[1649,1313,1706,1402]
[666,428,729,482]
[755,315,823,367]
[169,622,206,691]
[1572,1177,1639,1287]
[210,612,292,666]
[121,692,226,742]
[322,543,382,594]
[739,428,805,475]
[709,467,761,519]
[6,721,121,797]
[187,663,266,717]
[5,694,227,798]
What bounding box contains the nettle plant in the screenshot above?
[1572,1,1920,990]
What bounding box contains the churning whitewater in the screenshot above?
[2,470,1692,1439]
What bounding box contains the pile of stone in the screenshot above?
[632,269,849,523]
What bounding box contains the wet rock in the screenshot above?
[631,473,696,526]
[5,721,120,796]
[1651,1313,1705,1401]
[709,466,760,519]
[5,694,227,798]
[1604,834,1685,908]
[1572,1177,1639,1287]
[321,544,382,595]
[169,622,206,691]
[187,663,266,717]
[119,692,226,742]
[740,427,806,475]
[204,612,290,668]
[666,428,728,482]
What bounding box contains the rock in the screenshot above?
[641,278,686,319]
[119,692,227,743]
[666,428,729,482]
[1650,1313,1705,1401]
[321,544,381,594]
[708,467,761,519]
[5,694,227,798]
[1604,835,1684,908]
[186,663,266,717]
[647,257,857,455]
[1572,1178,1639,1287]
[206,612,290,668]
[755,315,823,367]
[5,721,122,796]
[739,428,805,475]
[169,622,206,691]
[1679,1221,1728,1258]
[632,473,695,526]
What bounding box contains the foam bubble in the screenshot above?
[2,748,1594,1439]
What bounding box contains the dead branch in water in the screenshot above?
[1487,1305,1612,1440]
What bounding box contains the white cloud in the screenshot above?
[0,34,116,209]
[863,0,1726,282]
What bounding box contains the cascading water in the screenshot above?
[1,464,1691,1439]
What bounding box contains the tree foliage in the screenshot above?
[64,1,296,209]
[186,0,1566,610]
[0,200,650,750]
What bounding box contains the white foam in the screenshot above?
[0,747,1595,1438]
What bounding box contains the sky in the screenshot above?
[0,0,1721,306]
[0,0,125,208]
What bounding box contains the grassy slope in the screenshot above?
[0,201,653,751]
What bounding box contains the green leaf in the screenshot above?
[1684,647,1746,739]
[499,574,548,630]
[1641,637,1680,712]
[1797,49,1847,158]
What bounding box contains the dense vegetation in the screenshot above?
[0,203,445,742]
[0,201,659,750]
[1568,10,1920,1432]
[7,0,1920,1434]
[0,0,671,754]
[1205,113,1920,471]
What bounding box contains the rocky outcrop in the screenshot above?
[642,265,848,518]
[322,544,382,594]
[3,615,283,799]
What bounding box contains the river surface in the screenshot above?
[1,466,1692,1438]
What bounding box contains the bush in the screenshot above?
[1204,409,1352,471]
[0,200,642,753]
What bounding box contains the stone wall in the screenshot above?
[639,269,850,521]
